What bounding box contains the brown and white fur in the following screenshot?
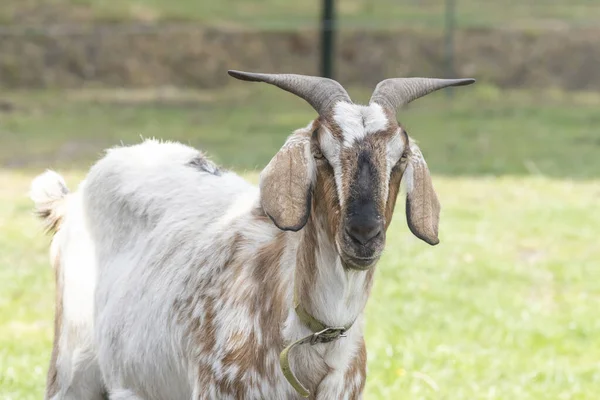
[31,78,463,399]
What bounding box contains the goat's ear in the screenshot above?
[403,143,440,245]
[260,133,314,232]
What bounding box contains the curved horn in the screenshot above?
[228,70,351,115]
[369,77,475,111]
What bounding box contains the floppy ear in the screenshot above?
[403,143,440,245]
[259,133,315,232]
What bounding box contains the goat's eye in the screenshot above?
[311,128,327,161]
[394,153,408,171]
[313,147,325,160]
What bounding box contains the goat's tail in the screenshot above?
[30,170,70,235]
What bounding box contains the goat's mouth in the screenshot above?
[336,242,380,270]
[336,231,384,271]
[341,254,379,270]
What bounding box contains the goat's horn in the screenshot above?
[228,70,352,114]
[369,77,476,111]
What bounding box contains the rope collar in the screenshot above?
[279,296,355,397]
[294,302,354,335]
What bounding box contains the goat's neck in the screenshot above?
[292,212,375,330]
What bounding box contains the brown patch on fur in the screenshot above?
[294,215,319,315]
[344,339,367,399]
[213,232,288,394]
[251,204,269,223]
[45,250,63,398]
[252,231,286,289]
[219,331,264,396]
[189,297,220,393]
[35,208,64,235]
[189,296,217,356]
[312,161,341,240]
[252,231,288,369]
[227,233,253,284]
[174,233,247,358]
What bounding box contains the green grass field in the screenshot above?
[1,0,599,29]
[1,86,599,399]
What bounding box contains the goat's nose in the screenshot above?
[346,219,382,245]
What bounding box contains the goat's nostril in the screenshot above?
[346,222,382,245]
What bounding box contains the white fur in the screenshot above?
[332,102,389,148]
[402,139,426,195]
[319,128,346,206]
[385,130,404,175]
[50,190,105,400]
[109,390,145,400]
[30,170,68,206]
[40,138,370,399]
[402,162,414,195]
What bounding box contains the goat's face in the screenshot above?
[312,103,412,269]
[229,70,475,270]
[259,103,438,270]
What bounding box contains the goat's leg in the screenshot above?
[47,342,105,400]
[314,341,366,400]
[44,337,60,400]
[314,371,348,400]
[109,389,146,400]
[314,372,364,400]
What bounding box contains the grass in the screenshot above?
[1,86,600,398]
[1,0,599,29]
[366,177,600,399]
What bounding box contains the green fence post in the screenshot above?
[321,0,335,78]
[444,0,456,98]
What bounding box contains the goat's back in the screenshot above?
[84,139,254,244]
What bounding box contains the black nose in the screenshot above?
[346,218,382,245]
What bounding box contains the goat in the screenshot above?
[32,71,474,400]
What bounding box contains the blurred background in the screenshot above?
[1,1,599,399]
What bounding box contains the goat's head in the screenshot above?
[229,70,475,270]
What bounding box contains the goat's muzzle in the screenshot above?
[338,216,384,270]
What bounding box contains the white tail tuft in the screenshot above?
[30,170,69,234]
